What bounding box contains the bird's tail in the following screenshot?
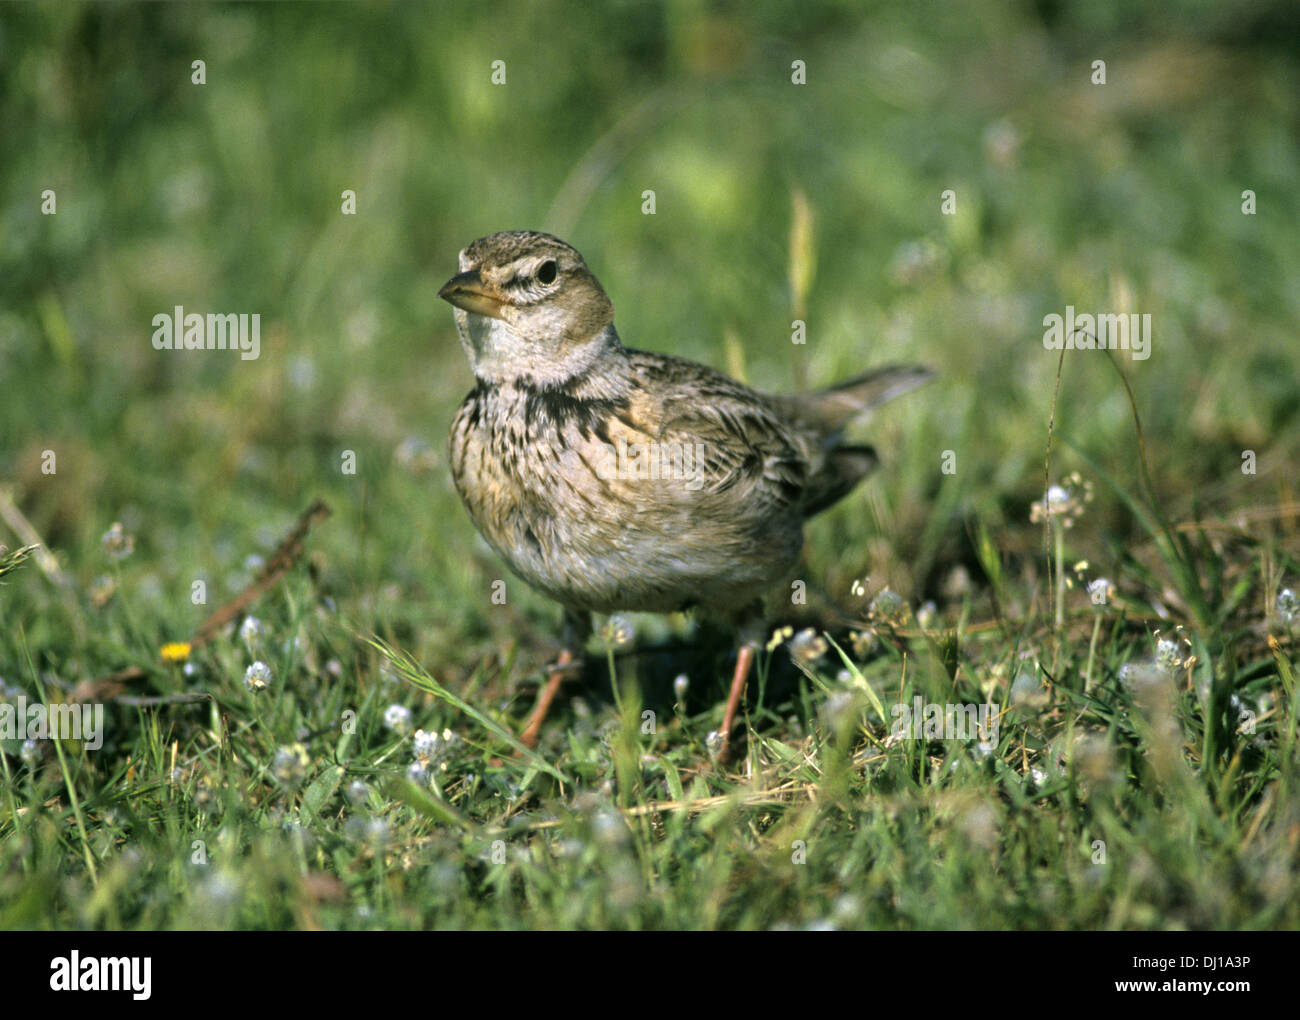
[772,364,934,518]
[768,364,935,434]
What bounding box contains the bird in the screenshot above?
[438,230,931,759]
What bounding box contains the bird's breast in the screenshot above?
[447,379,803,614]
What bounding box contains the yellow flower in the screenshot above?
[160,641,192,663]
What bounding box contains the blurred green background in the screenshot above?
[2,0,1298,674]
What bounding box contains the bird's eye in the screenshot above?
[536,260,558,285]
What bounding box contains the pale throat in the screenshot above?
[455,309,619,387]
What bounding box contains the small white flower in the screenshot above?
[407,761,430,786]
[243,660,273,692]
[958,802,998,849]
[271,743,310,786]
[869,588,907,626]
[20,738,39,766]
[600,613,636,647]
[1030,473,1092,528]
[849,629,877,658]
[788,628,828,664]
[1010,671,1049,710]
[1155,638,1183,673]
[593,810,628,847]
[383,704,412,735]
[831,894,863,925]
[820,690,856,730]
[345,779,369,806]
[238,616,265,646]
[673,674,689,702]
[1118,661,1162,694]
[413,728,441,764]
[101,522,134,561]
[1277,588,1298,627]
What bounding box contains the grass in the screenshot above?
[2,0,1299,929]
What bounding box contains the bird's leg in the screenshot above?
[519,608,590,748]
[718,614,765,763]
[519,655,571,749]
[717,644,755,762]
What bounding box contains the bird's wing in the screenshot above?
[620,351,813,515]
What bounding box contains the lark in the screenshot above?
[439,230,931,757]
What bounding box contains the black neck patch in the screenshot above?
[472,374,632,442]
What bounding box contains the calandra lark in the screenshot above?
[439,230,930,757]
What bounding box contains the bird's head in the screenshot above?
[438,231,617,386]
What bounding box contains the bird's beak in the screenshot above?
[438,268,506,320]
